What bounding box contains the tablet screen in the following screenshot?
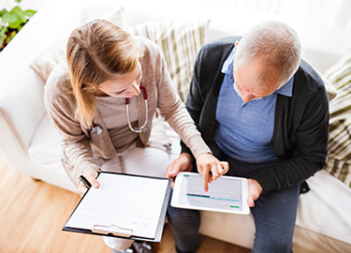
[171,172,249,214]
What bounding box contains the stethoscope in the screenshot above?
[90,85,148,135]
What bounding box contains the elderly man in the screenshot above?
[166,21,329,253]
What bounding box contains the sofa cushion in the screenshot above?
[324,49,351,188]
[125,20,209,102]
[199,170,351,250]
[27,114,64,175]
[295,170,351,246]
[30,5,125,82]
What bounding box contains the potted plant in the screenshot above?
[0,0,36,52]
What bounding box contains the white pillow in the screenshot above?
[321,75,337,102]
[30,38,67,82]
[30,5,125,82]
[324,48,351,188]
[83,1,125,25]
[126,20,210,101]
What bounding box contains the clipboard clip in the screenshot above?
[92,224,133,238]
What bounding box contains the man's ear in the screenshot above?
[235,41,240,49]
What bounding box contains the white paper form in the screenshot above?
[65,173,169,239]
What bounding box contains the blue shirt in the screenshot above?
[214,48,294,163]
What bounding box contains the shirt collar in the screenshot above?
[221,47,236,82]
[221,47,294,97]
[275,76,294,97]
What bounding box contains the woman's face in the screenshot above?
[97,62,142,98]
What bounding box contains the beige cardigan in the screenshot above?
[44,36,211,187]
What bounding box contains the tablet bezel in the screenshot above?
[171,172,250,215]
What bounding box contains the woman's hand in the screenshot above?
[247,179,262,207]
[78,169,100,195]
[166,153,193,188]
[196,153,229,192]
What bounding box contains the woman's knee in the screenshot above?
[103,236,134,250]
[124,147,169,177]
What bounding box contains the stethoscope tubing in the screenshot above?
[91,85,148,135]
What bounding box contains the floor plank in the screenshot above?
[0,152,250,253]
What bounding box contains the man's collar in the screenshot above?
[275,76,294,97]
[221,47,236,81]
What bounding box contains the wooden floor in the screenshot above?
[0,151,250,253]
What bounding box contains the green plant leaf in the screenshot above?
[0,26,6,35]
[15,0,22,3]
[23,9,36,17]
[0,8,8,17]
[2,13,22,29]
[2,6,29,29]
[10,6,27,23]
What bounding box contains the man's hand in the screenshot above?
[166,153,193,188]
[247,179,262,207]
[78,169,100,195]
[196,153,229,192]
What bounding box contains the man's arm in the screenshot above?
[255,75,329,194]
[167,43,231,191]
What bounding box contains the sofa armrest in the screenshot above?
[0,111,39,177]
[0,0,85,176]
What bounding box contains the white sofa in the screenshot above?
[1,0,351,252]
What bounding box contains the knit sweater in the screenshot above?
[181,36,330,193]
[44,36,211,187]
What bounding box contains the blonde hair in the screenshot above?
[66,19,143,129]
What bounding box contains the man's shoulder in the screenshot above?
[196,37,239,69]
[293,60,328,102]
[204,36,240,48]
[296,60,325,90]
[200,36,239,55]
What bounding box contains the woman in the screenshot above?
[44,19,227,253]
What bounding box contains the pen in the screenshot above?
[79,175,92,189]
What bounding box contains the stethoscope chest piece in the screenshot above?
[91,124,103,135]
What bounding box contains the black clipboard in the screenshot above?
[62,172,172,242]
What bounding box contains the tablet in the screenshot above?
[171,172,250,215]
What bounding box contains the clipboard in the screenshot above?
[63,172,171,242]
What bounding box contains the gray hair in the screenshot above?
[234,20,301,86]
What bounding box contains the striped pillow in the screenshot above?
[126,20,210,102]
[324,49,351,188]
